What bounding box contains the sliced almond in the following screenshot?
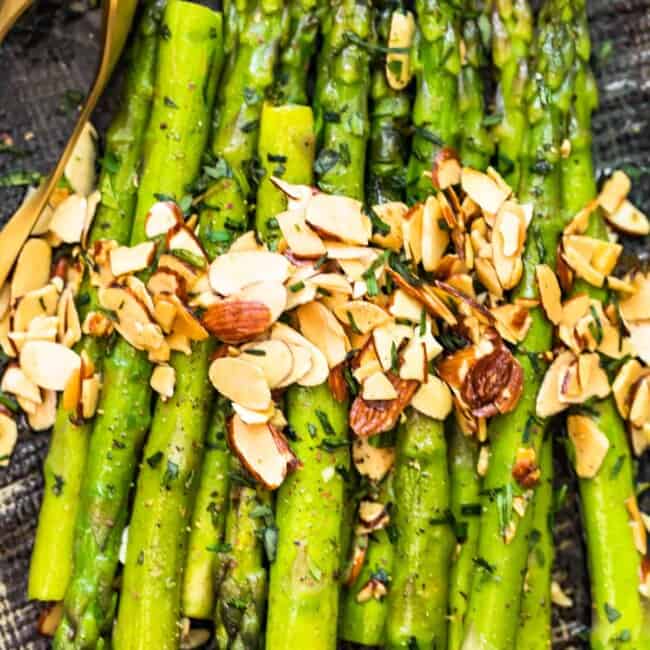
[277,343,313,388]
[410,375,453,420]
[236,281,287,324]
[536,264,563,325]
[49,194,87,243]
[209,251,291,296]
[461,167,509,215]
[372,321,412,371]
[598,170,630,215]
[0,410,17,467]
[386,9,415,89]
[240,340,294,389]
[167,331,192,355]
[389,289,424,322]
[352,437,395,481]
[401,203,423,264]
[308,273,353,296]
[298,301,349,368]
[145,201,183,238]
[492,304,531,344]
[228,414,298,490]
[334,301,391,335]
[430,148,461,190]
[58,288,82,348]
[158,253,202,289]
[82,310,114,338]
[13,284,59,333]
[605,199,649,236]
[536,351,574,417]
[357,500,390,534]
[209,357,271,411]
[277,209,326,258]
[399,338,427,382]
[344,536,368,587]
[20,341,81,391]
[474,257,503,298]
[625,496,648,555]
[362,371,398,401]
[110,242,156,277]
[620,273,650,322]
[228,230,266,253]
[271,322,329,386]
[167,225,208,265]
[64,121,96,195]
[567,414,610,478]
[153,297,178,334]
[0,284,10,322]
[270,177,316,210]
[629,378,650,428]
[11,238,52,303]
[80,374,101,418]
[232,401,275,425]
[305,193,371,245]
[371,202,407,251]
[613,359,647,419]
[150,365,176,401]
[628,321,650,365]
[421,195,449,272]
[1,364,42,403]
[28,389,57,431]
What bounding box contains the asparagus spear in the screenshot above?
[516,434,553,650]
[448,422,481,650]
[461,6,572,648]
[180,0,288,626]
[458,0,493,171]
[181,397,231,620]
[406,0,461,203]
[54,5,222,646]
[365,1,411,206]
[560,4,649,646]
[384,412,453,649]
[266,4,373,647]
[28,0,166,602]
[490,0,533,190]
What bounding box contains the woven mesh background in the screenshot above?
[0,1,649,648]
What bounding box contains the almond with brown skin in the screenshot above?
[328,362,349,403]
[343,536,368,587]
[349,373,418,438]
[430,147,461,190]
[202,300,272,344]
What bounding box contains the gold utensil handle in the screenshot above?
[0,0,33,43]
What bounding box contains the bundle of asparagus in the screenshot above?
[0,0,647,648]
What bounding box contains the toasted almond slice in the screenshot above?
[626,496,649,556]
[228,230,266,253]
[372,321,412,371]
[562,244,604,288]
[620,272,650,322]
[536,351,574,417]
[400,203,423,264]
[240,340,294,389]
[21,341,81,391]
[308,273,352,295]
[536,264,563,325]
[411,375,453,420]
[0,410,18,466]
[171,299,209,342]
[110,242,156,277]
[474,257,503,298]
[150,365,176,401]
[277,209,326,258]
[334,301,391,335]
[49,194,87,243]
[399,339,426,382]
[167,225,207,264]
[209,357,271,411]
[80,374,101,418]
[0,284,10,322]
[278,343,313,388]
[148,269,187,300]
[567,414,610,478]
[158,254,202,289]
[354,359,383,383]
[386,9,415,89]
[28,389,56,431]
[558,354,611,405]
[81,189,100,248]
[352,437,395,481]
[271,322,329,386]
[209,251,291,296]
[298,301,349,368]
[232,402,275,425]
[229,415,298,490]
[389,289,424,323]
[167,332,191,355]
[82,310,114,337]
[564,199,598,236]
[598,170,630,214]
[305,193,371,245]
[270,177,315,209]
[605,199,649,236]
[613,359,647,419]
[11,238,52,303]
[236,281,287,324]
[630,378,650,428]
[61,288,82,348]
[153,297,178,334]
[461,167,509,215]
[421,195,449,272]
[371,202,407,251]
[344,536,368,587]
[431,148,462,190]
[492,304,532,344]
[1,364,42,403]
[607,275,636,294]
[64,122,96,195]
[363,371,398,401]
[357,500,390,534]
[145,201,183,238]
[13,284,59,333]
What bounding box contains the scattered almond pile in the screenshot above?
[1,139,649,500]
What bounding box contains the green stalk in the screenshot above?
[28,0,166,602]
[54,5,222,646]
[340,470,395,647]
[181,397,230,620]
[384,412,453,649]
[448,423,481,650]
[406,0,461,203]
[490,0,533,190]
[113,28,227,647]
[461,6,572,649]
[458,0,493,170]
[179,0,288,626]
[516,434,553,650]
[365,0,411,206]
[214,462,270,649]
[560,4,649,646]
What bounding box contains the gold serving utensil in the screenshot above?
[0,0,33,43]
[0,0,138,287]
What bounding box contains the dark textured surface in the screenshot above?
[0,1,649,648]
